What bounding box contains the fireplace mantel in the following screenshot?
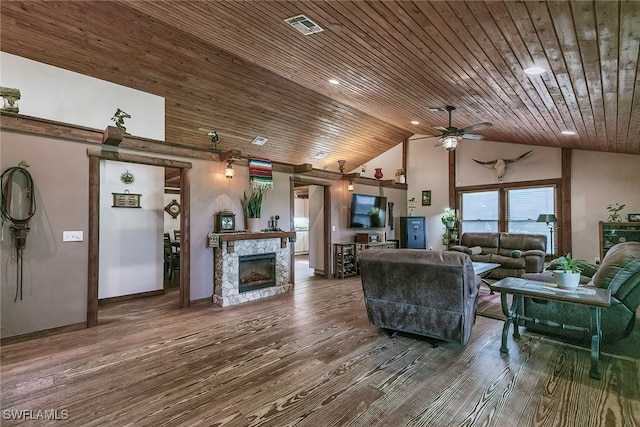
[207,231,296,253]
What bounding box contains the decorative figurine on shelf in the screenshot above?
[374,168,383,180]
[337,160,346,174]
[111,108,131,132]
[606,203,625,222]
[1,87,21,113]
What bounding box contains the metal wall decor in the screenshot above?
[120,170,135,184]
[112,190,141,208]
[165,199,181,218]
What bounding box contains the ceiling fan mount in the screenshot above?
[415,106,492,150]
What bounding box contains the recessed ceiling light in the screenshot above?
[411,120,420,125]
[328,79,340,85]
[561,130,576,135]
[524,66,546,75]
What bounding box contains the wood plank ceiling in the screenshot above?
[1,1,638,175]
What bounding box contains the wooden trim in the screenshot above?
[87,147,192,169]
[98,289,165,305]
[293,163,313,173]
[102,126,125,146]
[86,149,192,324]
[324,183,332,277]
[87,155,100,328]
[290,178,296,286]
[180,167,191,308]
[0,322,86,346]
[449,151,456,209]
[560,148,572,255]
[220,149,242,161]
[456,178,562,192]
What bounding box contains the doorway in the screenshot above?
[291,178,331,284]
[87,149,192,327]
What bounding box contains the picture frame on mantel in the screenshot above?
[422,190,431,206]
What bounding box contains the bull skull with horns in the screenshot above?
[472,150,533,181]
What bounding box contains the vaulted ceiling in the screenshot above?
[1,1,638,173]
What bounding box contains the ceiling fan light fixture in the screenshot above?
[524,66,546,75]
[440,135,461,151]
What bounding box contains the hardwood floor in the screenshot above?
[1,275,638,426]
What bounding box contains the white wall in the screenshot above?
[0,52,165,140]
[349,143,403,179]
[456,141,561,185]
[99,161,164,299]
[572,150,640,262]
[406,136,450,250]
[1,132,89,337]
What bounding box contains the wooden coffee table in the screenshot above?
[490,277,611,380]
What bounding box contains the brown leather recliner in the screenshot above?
[360,249,479,345]
[450,232,547,279]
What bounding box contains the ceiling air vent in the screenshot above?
[285,14,324,35]
[251,136,269,146]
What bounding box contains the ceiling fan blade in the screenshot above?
[461,133,485,140]
[434,140,444,147]
[432,126,449,132]
[412,135,440,141]
[459,122,492,133]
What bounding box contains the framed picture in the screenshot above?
[628,213,640,222]
[421,190,431,206]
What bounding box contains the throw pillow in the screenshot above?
[511,250,522,258]
[464,246,482,255]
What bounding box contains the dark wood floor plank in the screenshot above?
[1,276,638,426]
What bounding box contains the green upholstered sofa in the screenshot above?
[360,249,479,345]
[450,232,547,279]
[523,242,640,344]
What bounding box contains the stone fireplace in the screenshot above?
[207,231,296,307]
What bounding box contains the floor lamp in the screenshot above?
[537,214,558,256]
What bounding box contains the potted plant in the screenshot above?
[552,253,583,290]
[395,168,406,184]
[441,209,458,229]
[606,203,625,222]
[242,188,265,232]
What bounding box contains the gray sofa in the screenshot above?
[524,242,640,344]
[450,232,547,279]
[360,249,479,345]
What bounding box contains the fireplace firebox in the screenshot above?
[238,253,276,293]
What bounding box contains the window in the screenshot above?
[459,185,557,254]
[460,191,499,234]
[507,187,556,253]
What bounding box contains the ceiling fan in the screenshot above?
[414,106,492,151]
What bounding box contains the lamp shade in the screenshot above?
[224,161,234,178]
[536,214,557,223]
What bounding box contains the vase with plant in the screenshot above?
[242,188,265,232]
[441,209,458,229]
[552,253,583,290]
[395,168,405,184]
[606,203,625,222]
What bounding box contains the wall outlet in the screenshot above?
[63,231,83,242]
[594,257,600,265]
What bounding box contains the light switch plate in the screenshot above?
[63,231,83,242]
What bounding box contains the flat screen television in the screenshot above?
[349,193,387,229]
